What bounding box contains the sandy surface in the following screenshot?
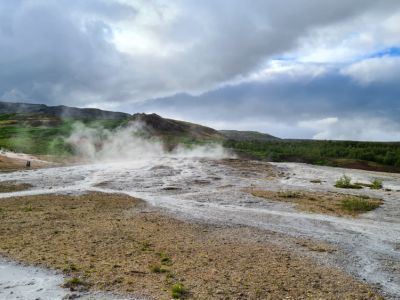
[0,157,399,298]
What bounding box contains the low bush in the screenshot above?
[335,175,362,189]
[370,179,383,190]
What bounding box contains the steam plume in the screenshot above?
[66,122,233,162]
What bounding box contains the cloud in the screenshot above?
[131,60,400,141]
[342,56,400,84]
[310,118,400,141]
[1,0,399,141]
[298,117,338,129]
[1,0,399,107]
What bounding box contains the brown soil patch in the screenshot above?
[0,192,382,299]
[246,189,383,217]
[0,181,33,193]
[0,154,51,172]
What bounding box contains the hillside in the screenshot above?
[0,101,226,155]
[0,101,129,120]
[131,113,223,141]
[219,130,279,142]
[1,101,400,173]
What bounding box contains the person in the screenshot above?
[26,160,31,168]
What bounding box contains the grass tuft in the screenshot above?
[159,252,172,266]
[340,197,381,213]
[63,277,89,290]
[370,179,383,190]
[171,282,185,299]
[334,175,362,189]
[150,264,169,273]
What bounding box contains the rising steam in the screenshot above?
[66,121,233,162]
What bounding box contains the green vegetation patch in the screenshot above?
[370,179,383,190]
[171,282,186,299]
[334,175,362,189]
[340,197,382,213]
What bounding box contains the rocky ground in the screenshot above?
[0,192,382,299]
[0,156,399,299]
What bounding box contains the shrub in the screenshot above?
[370,179,383,190]
[334,175,362,189]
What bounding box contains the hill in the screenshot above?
[0,101,226,155]
[219,130,279,142]
[0,101,129,120]
[131,113,223,141]
[1,101,400,173]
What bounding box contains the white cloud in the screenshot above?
[298,117,338,129]
[291,10,400,64]
[342,56,400,84]
[307,118,400,141]
[1,0,399,106]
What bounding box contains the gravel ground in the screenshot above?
[0,157,399,299]
[0,192,382,299]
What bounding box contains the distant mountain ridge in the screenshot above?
[0,101,129,120]
[0,101,278,143]
[219,130,279,142]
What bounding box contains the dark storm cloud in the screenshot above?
[0,0,137,105]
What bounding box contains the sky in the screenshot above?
[1,0,400,140]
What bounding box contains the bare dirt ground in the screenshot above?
[0,157,399,299]
[0,150,53,172]
[0,192,382,300]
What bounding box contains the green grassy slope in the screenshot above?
[0,113,223,155]
[0,114,128,155]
